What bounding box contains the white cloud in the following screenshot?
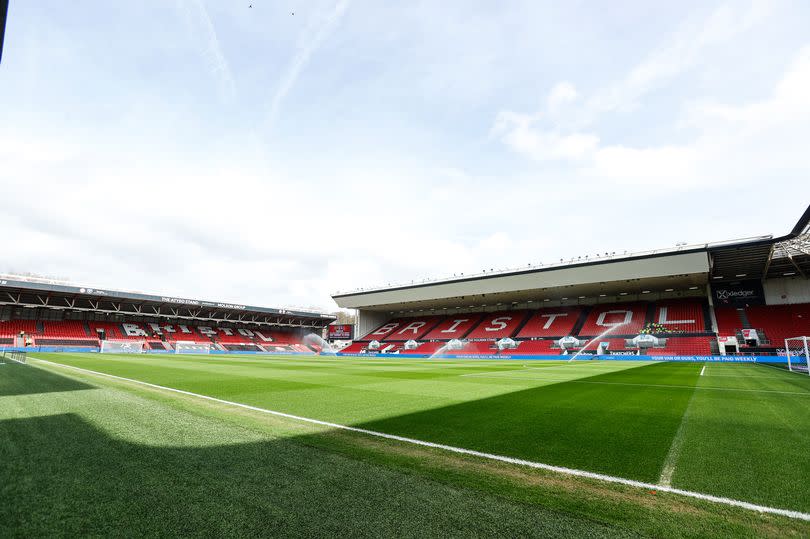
[587,0,770,114]
[547,81,578,112]
[495,37,810,192]
[492,110,599,161]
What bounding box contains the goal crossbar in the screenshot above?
[100,340,146,354]
[174,341,211,355]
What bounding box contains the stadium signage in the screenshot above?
[711,280,765,306]
[214,303,246,310]
[327,324,354,340]
[162,297,201,306]
[0,278,333,320]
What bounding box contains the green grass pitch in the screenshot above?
[2,353,810,536]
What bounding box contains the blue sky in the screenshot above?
[1,0,808,310]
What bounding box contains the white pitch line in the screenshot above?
[700,365,706,376]
[30,357,810,522]
[658,382,701,487]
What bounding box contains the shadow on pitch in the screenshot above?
[355,362,701,482]
[0,362,94,397]
[0,413,629,538]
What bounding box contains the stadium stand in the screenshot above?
[465,311,529,340]
[649,337,713,356]
[422,314,483,340]
[577,338,632,352]
[43,321,88,339]
[652,300,707,333]
[0,317,310,351]
[35,338,100,347]
[0,320,38,337]
[383,316,443,341]
[714,306,743,337]
[340,342,366,354]
[401,341,443,355]
[578,303,648,337]
[89,322,126,340]
[463,341,499,354]
[345,299,720,357]
[744,303,810,346]
[511,339,559,355]
[212,328,255,344]
[712,303,810,348]
[360,319,406,341]
[255,330,301,344]
[516,307,582,338]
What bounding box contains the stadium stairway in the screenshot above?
[511,313,534,338]
[570,306,591,336]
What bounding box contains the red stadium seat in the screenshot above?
[648,337,713,356]
[466,311,529,340]
[578,303,647,337]
[422,314,483,340]
[360,319,406,341]
[383,316,443,341]
[511,340,560,355]
[0,320,38,337]
[401,342,443,355]
[745,304,810,346]
[340,342,366,354]
[714,307,743,337]
[653,300,706,333]
[516,307,582,338]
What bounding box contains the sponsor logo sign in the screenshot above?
[711,280,765,306]
[162,297,201,306]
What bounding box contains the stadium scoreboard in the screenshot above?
[327,324,354,340]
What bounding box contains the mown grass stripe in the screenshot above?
[461,375,810,395]
[31,356,810,522]
[658,369,701,487]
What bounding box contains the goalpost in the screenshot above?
[99,340,145,354]
[784,337,810,375]
[1,350,27,364]
[174,342,211,355]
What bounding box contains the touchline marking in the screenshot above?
[31,357,810,522]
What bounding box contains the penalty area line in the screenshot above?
[31,356,810,522]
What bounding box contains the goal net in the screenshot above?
[1,350,27,364]
[99,340,145,354]
[784,337,810,375]
[174,342,211,355]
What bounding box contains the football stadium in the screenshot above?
[2,207,809,537]
[3,2,810,537]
